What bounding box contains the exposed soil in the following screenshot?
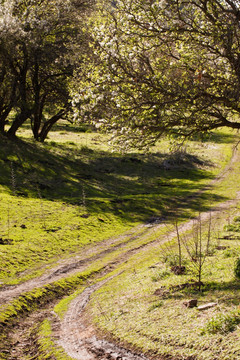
[1,144,240,359]
[55,277,149,360]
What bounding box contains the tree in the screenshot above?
[0,0,91,141]
[73,0,240,150]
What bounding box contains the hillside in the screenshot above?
[0,125,240,360]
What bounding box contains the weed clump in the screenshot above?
[151,269,171,282]
[202,310,240,334]
[148,301,164,312]
[234,257,240,280]
[224,216,240,232]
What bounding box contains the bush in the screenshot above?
[202,310,240,334]
[151,269,171,282]
[223,248,239,258]
[224,216,240,232]
[161,254,181,267]
[234,257,240,279]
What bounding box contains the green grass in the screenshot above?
[0,266,100,327]
[38,319,73,360]
[0,126,236,287]
[88,212,240,360]
[1,123,240,359]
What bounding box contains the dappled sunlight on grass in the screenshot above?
[0,126,237,286]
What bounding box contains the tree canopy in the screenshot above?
[0,0,91,141]
[73,0,240,149]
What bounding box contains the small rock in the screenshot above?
[171,265,186,275]
[146,216,163,225]
[183,299,198,308]
[198,302,217,311]
[154,287,169,297]
[216,245,228,250]
[20,224,27,229]
[80,214,90,218]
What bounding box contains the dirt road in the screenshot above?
[1,144,240,359]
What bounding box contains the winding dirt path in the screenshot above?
[56,277,149,360]
[0,225,149,305]
[54,145,240,360]
[1,143,239,306]
[1,143,240,359]
[56,199,240,360]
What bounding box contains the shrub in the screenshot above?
[234,257,240,279]
[202,310,240,334]
[148,301,164,312]
[223,248,239,258]
[161,254,181,267]
[151,269,171,282]
[224,216,240,232]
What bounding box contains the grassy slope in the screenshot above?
[1,124,240,359]
[88,229,240,360]
[85,135,240,359]
[0,125,236,288]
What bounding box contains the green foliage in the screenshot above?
[0,0,93,140]
[73,0,240,149]
[151,269,171,282]
[234,258,240,280]
[148,301,164,312]
[223,248,240,258]
[161,254,181,267]
[224,216,240,232]
[202,310,240,335]
[38,319,73,360]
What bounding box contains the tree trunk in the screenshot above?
[7,44,30,138]
[7,109,31,138]
[0,120,5,134]
[38,110,65,142]
[31,56,42,140]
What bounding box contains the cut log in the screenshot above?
[197,302,217,311]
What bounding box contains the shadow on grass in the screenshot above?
[157,280,240,302]
[189,130,236,144]
[0,134,227,223]
[205,280,240,292]
[20,119,92,134]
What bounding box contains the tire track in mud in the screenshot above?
[56,277,149,360]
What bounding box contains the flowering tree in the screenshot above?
[0,0,91,141]
[73,0,240,150]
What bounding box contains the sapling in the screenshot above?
[175,220,181,267]
[160,221,185,274]
[182,214,213,291]
[10,161,16,196]
[82,185,86,210]
[36,185,46,230]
